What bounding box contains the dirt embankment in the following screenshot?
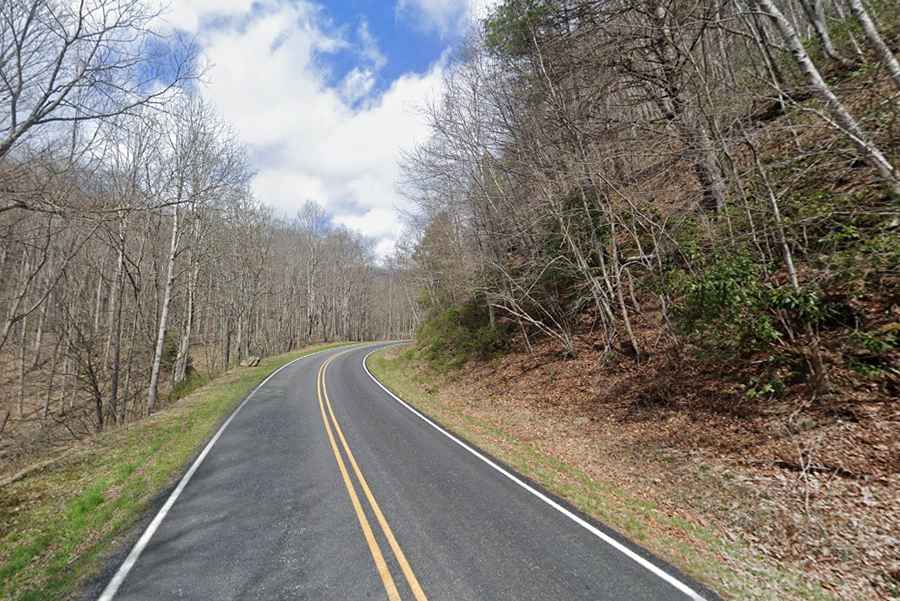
[398,333,899,600]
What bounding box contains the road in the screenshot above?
[92,343,717,601]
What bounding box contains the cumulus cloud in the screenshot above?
[158,0,257,33]
[340,67,376,104]
[161,0,446,256]
[396,0,499,35]
[357,20,387,70]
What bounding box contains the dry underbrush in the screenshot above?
[0,343,225,475]
[421,315,899,599]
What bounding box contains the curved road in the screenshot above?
[92,343,718,601]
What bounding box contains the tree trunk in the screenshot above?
[44,333,63,419]
[120,300,141,424]
[92,256,107,335]
[174,247,199,384]
[610,219,641,364]
[746,132,828,394]
[846,0,900,91]
[31,296,47,368]
[173,277,195,384]
[61,335,73,415]
[108,224,126,424]
[754,0,900,198]
[800,0,851,65]
[648,2,728,213]
[223,316,232,370]
[147,207,179,415]
[236,314,244,364]
[686,125,728,213]
[17,315,28,417]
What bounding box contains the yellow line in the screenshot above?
[321,356,430,601]
[317,358,402,601]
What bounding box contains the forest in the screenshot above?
[400,0,898,384]
[390,0,898,597]
[0,0,414,460]
[2,0,899,596]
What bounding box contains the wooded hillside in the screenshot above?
[401,0,898,415]
[0,0,413,461]
[395,1,899,597]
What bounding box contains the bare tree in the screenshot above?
[845,0,900,91]
[0,0,196,174]
[751,0,900,198]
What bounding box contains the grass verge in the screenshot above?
[367,346,837,601]
[0,342,349,601]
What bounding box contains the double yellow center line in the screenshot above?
[316,353,429,601]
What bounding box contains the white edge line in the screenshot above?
[98,345,355,601]
[361,347,708,601]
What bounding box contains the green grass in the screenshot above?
[167,371,211,403]
[367,346,838,601]
[0,342,350,601]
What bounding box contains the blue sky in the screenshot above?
[159,0,496,257]
[324,2,446,89]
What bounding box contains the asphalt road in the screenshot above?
[92,343,718,601]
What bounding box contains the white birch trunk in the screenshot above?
[174,218,199,385]
[173,267,196,384]
[147,207,179,415]
[846,0,900,92]
[754,0,900,198]
[801,0,849,64]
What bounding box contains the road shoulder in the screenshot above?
[0,342,348,601]
[366,345,837,601]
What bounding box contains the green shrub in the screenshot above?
[161,330,179,372]
[675,255,779,353]
[416,300,509,370]
[848,327,900,378]
[675,254,830,356]
[743,375,786,401]
[827,230,900,298]
[169,370,208,402]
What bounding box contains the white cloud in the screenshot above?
[158,0,256,33]
[340,67,376,104]
[357,20,387,70]
[396,0,499,35]
[168,0,445,256]
[335,207,399,239]
[253,170,327,213]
